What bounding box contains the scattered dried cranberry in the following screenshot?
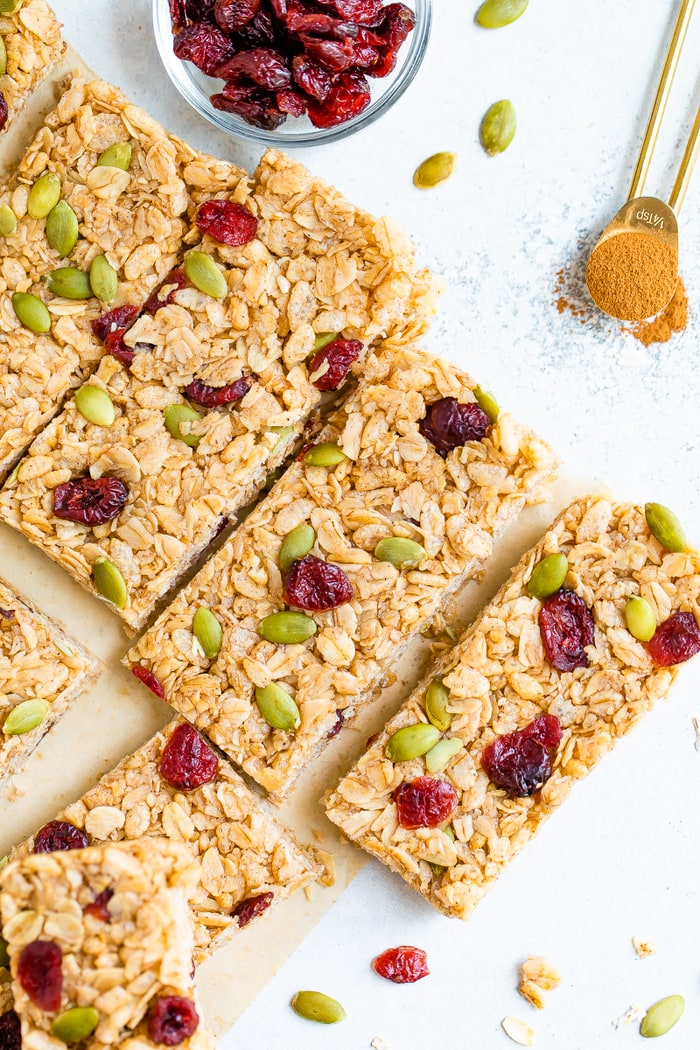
[284,554,353,611]
[539,589,595,672]
[91,304,139,343]
[307,70,371,128]
[327,709,344,738]
[17,941,62,1011]
[34,821,89,854]
[52,476,128,527]
[83,888,114,922]
[0,93,8,133]
[196,199,258,247]
[308,337,363,390]
[419,397,491,455]
[482,715,562,797]
[214,0,262,33]
[0,1010,21,1050]
[143,268,189,316]
[185,376,253,408]
[132,664,166,699]
[160,723,219,790]
[647,610,700,667]
[372,945,430,984]
[233,891,274,927]
[148,997,200,1046]
[173,21,236,75]
[394,777,459,829]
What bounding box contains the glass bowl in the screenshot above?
[153,0,432,147]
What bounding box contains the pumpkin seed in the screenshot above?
[269,425,294,454]
[291,991,346,1025]
[473,384,499,422]
[413,151,457,189]
[46,266,92,299]
[304,442,348,467]
[97,142,132,170]
[279,524,315,572]
[192,606,223,660]
[3,698,49,735]
[51,1007,100,1044]
[0,0,23,13]
[645,502,687,553]
[313,331,339,352]
[480,99,517,156]
[425,678,453,731]
[477,0,528,28]
[0,935,8,967]
[89,254,118,303]
[45,200,79,258]
[5,463,19,487]
[54,639,74,657]
[75,384,115,427]
[640,995,684,1038]
[625,596,657,642]
[425,736,463,773]
[93,558,127,609]
[163,404,202,448]
[0,855,7,873]
[184,250,227,298]
[0,35,5,78]
[0,203,16,237]
[375,537,426,570]
[12,291,51,333]
[527,552,568,600]
[385,723,441,762]
[258,611,317,645]
[255,683,300,732]
[27,172,61,218]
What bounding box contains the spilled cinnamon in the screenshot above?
[625,277,688,346]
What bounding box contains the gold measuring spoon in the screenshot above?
[586,0,699,322]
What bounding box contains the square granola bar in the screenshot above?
[0,0,64,134]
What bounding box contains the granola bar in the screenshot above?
[325,496,700,919]
[0,576,99,790]
[0,0,64,133]
[0,839,214,1048]
[126,345,558,797]
[11,718,319,961]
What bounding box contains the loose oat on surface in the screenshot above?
[632,936,656,959]
[518,955,561,1009]
[0,0,64,134]
[326,496,700,919]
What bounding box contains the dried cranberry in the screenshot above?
[143,268,188,316]
[104,331,135,366]
[160,723,219,790]
[216,48,292,89]
[284,554,353,611]
[232,7,276,46]
[419,397,491,455]
[173,22,236,76]
[286,9,341,35]
[83,888,114,922]
[169,0,190,30]
[148,997,199,1046]
[276,87,308,116]
[233,891,274,927]
[394,777,458,829]
[91,304,139,343]
[34,821,89,854]
[316,0,382,22]
[185,376,254,407]
[0,93,7,133]
[647,611,700,666]
[327,709,344,738]
[17,942,62,1011]
[53,476,128,527]
[211,86,286,130]
[196,199,258,247]
[372,946,430,984]
[301,34,358,73]
[0,1011,21,1050]
[132,664,166,699]
[292,54,332,100]
[0,607,14,620]
[522,714,562,748]
[482,715,562,797]
[308,337,363,390]
[307,70,371,127]
[539,589,595,672]
[214,0,262,32]
[380,2,415,46]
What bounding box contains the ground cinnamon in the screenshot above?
[585,230,678,321]
[626,277,688,345]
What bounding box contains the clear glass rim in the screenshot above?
[152,0,432,147]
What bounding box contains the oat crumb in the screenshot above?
[612,1004,643,1029]
[693,716,700,751]
[632,936,656,959]
[518,955,561,1009]
[371,1038,392,1050]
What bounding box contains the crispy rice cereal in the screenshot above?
[0,0,64,133]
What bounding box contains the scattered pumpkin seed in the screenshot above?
[304,442,348,467]
[51,1007,100,1044]
[93,558,127,609]
[413,151,457,189]
[640,995,684,1038]
[12,291,50,333]
[192,606,223,660]
[425,678,453,731]
[0,36,5,79]
[375,536,426,570]
[313,331,339,352]
[269,425,294,454]
[255,682,300,731]
[501,1016,534,1046]
[89,254,118,303]
[527,552,568,600]
[27,172,61,218]
[258,611,317,645]
[645,502,687,552]
[480,99,517,156]
[46,200,79,258]
[473,384,499,422]
[385,723,441,762]
[75,384,115,427]
[163,404,202,448]
[0,0,23,13]
[97,142,132,170]
[184,250,227,298]
[0,935,8,968]
[46,266,92,299]
[279,524,315,572]
[476,0,528,28]
[425,736,463,773]
[3,698,49,735]
[0,203,16,237]
[625,596,657,642]
[291,991,346,1025]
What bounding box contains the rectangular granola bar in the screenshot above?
[0,838,214,1048]
[325,496,700,919]
[0,576,99,790]
[0,0,64,133]
[126,345,558,797]
[10,718,319,960]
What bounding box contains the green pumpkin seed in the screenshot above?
[279,524,315,572]
[425,736,463,774]
[291,991,346,1025]
[375,537,426,570]
[0,203,16,237]
[184,250,227,298]
[12,291,51,333]
[27,172,61,219]
[527,552,568,600]
[385,723,441,762]
[164,404,202,448]
[89,254,118,303]
[45,200,79,258]
[312,332,339,352]
[255,682,300,732]
[75,384,115,427]
[0,0,23,13]
[5,463,19,488]
[269,425,294,454]
[640,995,684,1038]
[3,698,49,735]
[304,442,348,467]
[625,596,657,642]
[425,678,453,731]
[480,99,517,156]
[97,142,132,171]
[0,856,7,874]
[645,502,687,553]
[46,266,92,299]
[192,606,223,660]
[476,0,528,27]
[258,611,317,645]
[0,935,8,968]
[51,1007,100,1044]
[93,558,127,609]
[473,385,499,422]
[54,639,74,657]
[0,36,5,79]
[413,151,457,189]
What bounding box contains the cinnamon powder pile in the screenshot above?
[585,231,678,321]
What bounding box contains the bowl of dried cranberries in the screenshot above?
[155,0,431,145]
